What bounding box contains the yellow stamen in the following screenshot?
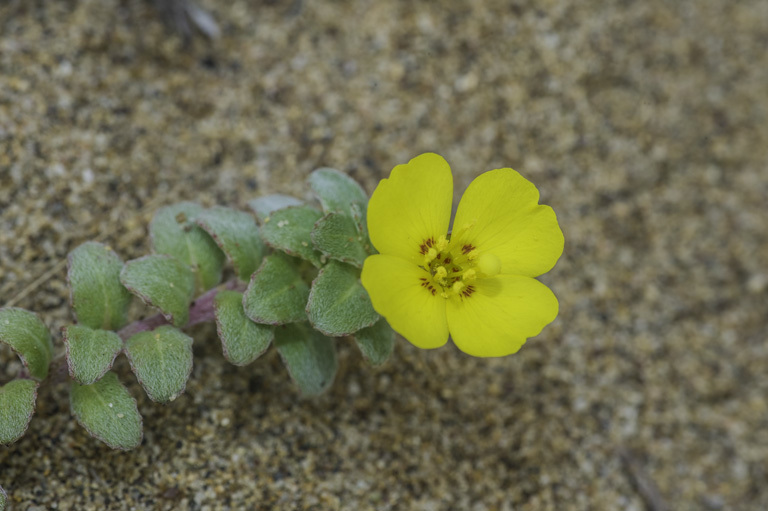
[462,269,476,282]
[424,248,438,264]
[434,266,447,280]
[459,221,475,234]
[477,253,501,277]
[436,235,449,251]
[467,249,479,261]
[452,281,465,294]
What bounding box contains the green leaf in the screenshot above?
[260,205,324,267]
[0,308,53,381]
[70,371,142,450]
[62,325,123,385]
[311,212,369,268]
[196,206,266,281]
[0,379,38,445]
[354,318,396,366]
[214,291,273,366]
[243,254,310,325]
[120,255,196,327]
[149,202,225,293]
[0,484,6,510]
[67,242,133,330]
[307,261,379,336]
[308,167,368,214]
[349,201,372,240]
[248,194,303,223]
[124,326,193,403]
[274,323,337,396]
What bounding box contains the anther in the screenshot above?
[424,247,438,264]
[459,222,475,234]
[477,253,501,277]
[462,269,477,282]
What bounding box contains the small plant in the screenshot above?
[0,154,563,506]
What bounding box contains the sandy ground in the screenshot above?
[1,1,767,509]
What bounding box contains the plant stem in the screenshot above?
[49,279,245,385]
[116,278,244,340]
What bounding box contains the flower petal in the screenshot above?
[451,168,564,277]
[361,254,448,349]
[367,153,453,264]
[446,275,558,357]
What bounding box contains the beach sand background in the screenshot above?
[1,1,767,509]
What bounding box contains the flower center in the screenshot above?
[418,235,500,299]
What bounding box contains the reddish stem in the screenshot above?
[116,279,244,340]
[45,279,246,385]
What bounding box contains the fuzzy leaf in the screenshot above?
[70,371,142,450]
[274,323,337,396]
[67,242,133,330]
[0,484,6,510]
[62,325,123,385]
[0,379,38,445]
[248,194,303,223]
[0,308,53,381]
[243,254,310,325]
[354,318,396,366]
[260,205,324,267]
[214,291,273,366]
[150,202,225,292]
[307,261,379,336]
[120,255,195,327]
[349,202,371,238]
[196,206,266,281]
[308,167,368,214]
[124,326,193,403]
[311,212,369,268]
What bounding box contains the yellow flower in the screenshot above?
[361,153,564,357]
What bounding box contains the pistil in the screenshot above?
[420,236,498,300]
